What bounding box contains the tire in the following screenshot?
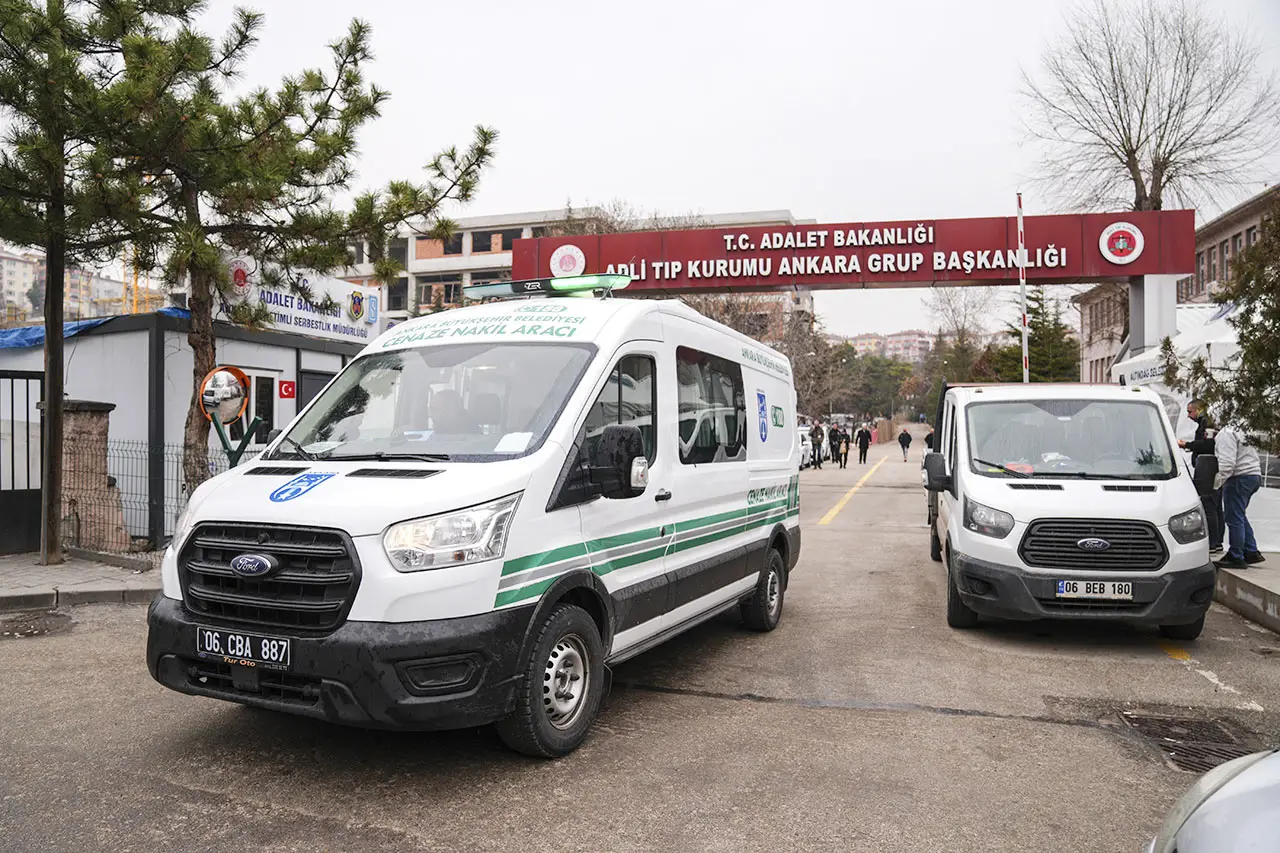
[945,551,979,629]
[496,603,604,758]
[740,548,786,632]
[1159,617,1205,641]
[929,526,943,563]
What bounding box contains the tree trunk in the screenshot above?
[39,0,66,565]
[179,183,215,495]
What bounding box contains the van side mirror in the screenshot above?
[923,452,951,492]
[590,424,647,500]
[260,425,279,445]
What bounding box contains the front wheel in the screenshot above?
[496,603,604,758]
[741,549,786,631]
[945,552,979,629]
[1159,617,1205,641]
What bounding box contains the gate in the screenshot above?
[0,370,43,555]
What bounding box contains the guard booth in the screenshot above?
[0,369,42,554]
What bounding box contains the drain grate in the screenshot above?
[1120,712,1256,773]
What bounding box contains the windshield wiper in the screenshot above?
[973,458,1031,478]
[324,451,450,462]
[272,436,316,461]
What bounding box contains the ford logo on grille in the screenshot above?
[230,553,279,578]
[1076,537,1111,552]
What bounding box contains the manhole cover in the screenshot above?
[1120,712,1256,773]
[1165,742,1258,775]
[0,610,73,640]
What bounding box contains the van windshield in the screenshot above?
[966,399,1176,480]
[271,343,596,462]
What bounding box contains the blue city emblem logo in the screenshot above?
[229,553,279,578]
[366,294,379,324]
[269,472,336,503]
[757,391,768,442]
[1076,537,1111,552]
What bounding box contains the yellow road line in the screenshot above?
[819,456,886,525]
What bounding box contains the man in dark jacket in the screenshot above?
[898,428,912,461]
[1179,399,1224,554]
[855,424,873,464]
[809,421,824,470]
[829,425,843,468]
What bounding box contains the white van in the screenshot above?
[147,275,802,756]
[923,383,1213,639]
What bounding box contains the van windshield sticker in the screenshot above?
[493,432,533,453]
[741,346,790,378]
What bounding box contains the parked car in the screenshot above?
[798,425,812,469]
[1145,749,1279,852]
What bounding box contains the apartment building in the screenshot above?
[848,333,885,357]
[0,249,39,324]
[340,207,814,324]
[884,329,931,363]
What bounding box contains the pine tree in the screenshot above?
[109,11,495,490]
[0,0,196,561]
[991,287,1080,382]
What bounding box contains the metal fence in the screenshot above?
[62,441,258,554]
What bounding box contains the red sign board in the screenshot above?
[511,210,1195,293]
[279,381,296,399]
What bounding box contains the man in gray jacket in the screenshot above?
[1213,426,1265,569]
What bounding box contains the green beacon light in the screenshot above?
[463,274,632,300]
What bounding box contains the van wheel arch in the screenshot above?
[518,571,615,664]
[767,525,791,586]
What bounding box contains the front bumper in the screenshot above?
[146,596,533,730]
[951,553,1215,625]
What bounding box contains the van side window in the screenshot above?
[583,355,657,462]
[676,346,746,465]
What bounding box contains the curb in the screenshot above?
[0,585,160,614]
[1215,569,1280,635]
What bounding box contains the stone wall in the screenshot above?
[59,401,129,552]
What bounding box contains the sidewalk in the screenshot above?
[0,552,161,612]
[1215,553,1280,635]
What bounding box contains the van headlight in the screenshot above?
[383,493,521,572]
[963,497,1014,539]
[1169,506,1207,544]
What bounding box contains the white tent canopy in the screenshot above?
[1111,304,1278,553]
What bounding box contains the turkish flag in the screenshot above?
[279,381,296,399]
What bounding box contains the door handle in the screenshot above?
[655,489,672,502]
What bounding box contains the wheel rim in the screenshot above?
[543,632,590,729]
[766,569,782,618]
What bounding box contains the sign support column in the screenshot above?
[1016,193,1029,383]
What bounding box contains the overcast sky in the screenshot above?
[196,0,1280,335]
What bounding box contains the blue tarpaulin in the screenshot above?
[0,307,190,349]
[0,317,111,349]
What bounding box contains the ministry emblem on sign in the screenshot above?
[549,244,587,277]
[347,291,365,320]
[1099,222,1144,265]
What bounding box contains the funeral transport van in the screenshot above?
[147,274,802,757]
[923,383,1213,640]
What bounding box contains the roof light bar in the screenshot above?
[463,274,632,299]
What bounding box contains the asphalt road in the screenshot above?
[3,441,1279,853]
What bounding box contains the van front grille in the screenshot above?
[178,523,360,632]
[1019,518,1167,572]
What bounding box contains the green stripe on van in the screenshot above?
[500,542,588,576]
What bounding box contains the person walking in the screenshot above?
[839,429,850,469]
[898,428,912,462]
[924,427,934,452]
[828,425,843,469]
[1178,399,1225,555]
[1213,425,1265,570]
[855,423,873,465]
[809,421,824,470]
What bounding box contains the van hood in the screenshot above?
[963,476,1196,524]
[185,459,540,537]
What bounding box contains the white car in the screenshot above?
[1146,749,1280,852]
[798,427,813,469]
[923,383,1214,639]
[148,274,802,757]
